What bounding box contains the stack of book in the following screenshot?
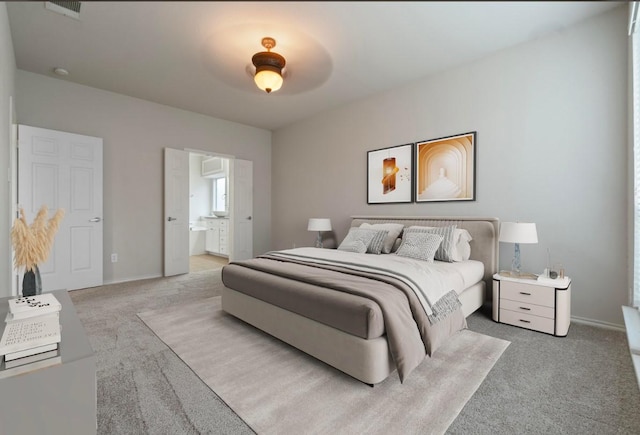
[0,293,62,376]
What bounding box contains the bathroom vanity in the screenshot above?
[204,217,229,257]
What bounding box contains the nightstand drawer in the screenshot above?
[501,281,555,307]
[499,309,555,334]
[500,299,555,319]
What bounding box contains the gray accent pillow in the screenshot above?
[409,226,472,262]
[359,223,405,253]
[337,228,381,253]
[404,225,457,262]
[337,240,368,253]
[395,232,444,263]
[365,229,389,255]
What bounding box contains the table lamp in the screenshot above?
[499,222,538,276]
[307,218,332,248]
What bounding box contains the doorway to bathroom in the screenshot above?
[164,147,252,277]
[188,151,230,273]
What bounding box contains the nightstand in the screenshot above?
[492,273,571,336]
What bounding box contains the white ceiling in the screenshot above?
[6,1,621,130]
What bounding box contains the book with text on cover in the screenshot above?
[0,314,61,358]
[7,293,61,321]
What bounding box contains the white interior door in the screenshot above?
[231,159,253,261]
[164,148,189,276]
[18,125,103,292]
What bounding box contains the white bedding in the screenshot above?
[267,247,485,317]
[431,259,485,295]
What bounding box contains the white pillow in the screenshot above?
[359,223,405,254]
[453,229,472,261]
[408,226,472,262]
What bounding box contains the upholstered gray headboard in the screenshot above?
[350,216,499,290]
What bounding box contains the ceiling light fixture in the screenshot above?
[251,37,286,94]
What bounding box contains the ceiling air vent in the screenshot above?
[45,2,81,20]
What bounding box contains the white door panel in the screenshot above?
[231,159,253,261]
[18,125,103,292]
[164,148,189,276]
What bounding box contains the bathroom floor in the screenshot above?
[189,254,228,273]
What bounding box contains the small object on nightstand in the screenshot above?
[537,274,570,287]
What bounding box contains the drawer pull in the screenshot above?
[519,319,531,324]
[519,307,531,311]
[519,292,531,296]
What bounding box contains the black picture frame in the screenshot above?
[367,143,414,204]
[414,132,476,202]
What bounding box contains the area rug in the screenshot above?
[138,296,509,435]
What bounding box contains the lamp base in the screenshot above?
[315,232,323,249]
[511,243,521,275]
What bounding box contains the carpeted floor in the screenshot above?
[69,268,640,434]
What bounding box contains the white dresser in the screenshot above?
[492,273,571,336]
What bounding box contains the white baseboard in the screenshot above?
[571,315,625,332]
[101,274,163,287]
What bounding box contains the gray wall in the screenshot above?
[272,7,628,326]
[15,71,271,286]
[0,3,16,297]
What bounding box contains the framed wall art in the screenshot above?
[415,132,476,202]
[367,143,413,204]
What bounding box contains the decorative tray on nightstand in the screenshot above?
[497,271,538,280]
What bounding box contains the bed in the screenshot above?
[221,216,499,384]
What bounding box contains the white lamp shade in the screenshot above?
[307,218,332,232]
[254,69,283,93]
[499,222,538,244]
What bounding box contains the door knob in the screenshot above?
[247,216,252,220]
[89,217,102,222]
[167,217,177,222]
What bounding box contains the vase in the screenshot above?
[22,265,42,297]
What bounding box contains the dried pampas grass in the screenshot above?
[11,205,64,272]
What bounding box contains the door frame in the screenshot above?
[16,124,104,293]
[164,148,235,276]
[9,97,18,296]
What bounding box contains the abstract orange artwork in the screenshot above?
[415,132,476,202]
[367,143,413,204]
